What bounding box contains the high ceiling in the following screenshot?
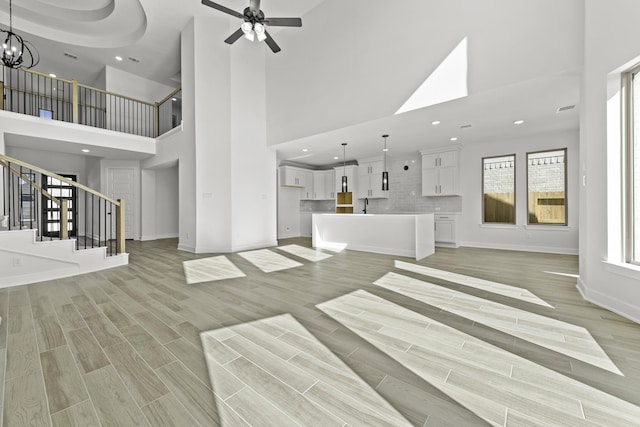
[0,0,583,165]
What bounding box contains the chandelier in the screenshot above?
[1,0,39,69]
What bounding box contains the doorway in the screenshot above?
[41,174,77,238]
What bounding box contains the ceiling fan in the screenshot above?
[201,0,302,53]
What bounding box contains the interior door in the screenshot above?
[107,167,135,240]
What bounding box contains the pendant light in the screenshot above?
[341,142,348,192]
[382,134,389,191]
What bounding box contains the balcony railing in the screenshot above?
[0,66,181,138]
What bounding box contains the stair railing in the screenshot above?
[0,154,125,255]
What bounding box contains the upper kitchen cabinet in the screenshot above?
[280,166,307,187]
[421,147,461,196]
[357,157,389,199]
[313,169,335,200]
[301,170,315,200]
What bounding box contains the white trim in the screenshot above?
[156,233,178,239]
[478,224,518,229]
[142,233,179,241]
[603,260,640,279]
[177,243,196,253]
[524,225,572,231]
[460,240,578,255]
[577,276,640,325]
[277,232,300,239]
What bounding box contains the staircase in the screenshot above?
[0,154,128,287]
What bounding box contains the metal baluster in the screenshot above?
[84,191,87,250]
[92,194,95,248]
[103,198,107,248]
[8,162,13,230]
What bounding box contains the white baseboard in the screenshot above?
[156,233,178,239]
[459,240,578,255]
[177,243,196,253]
[576,277,640,325]
[141,233,178,241]
[278,232,301,239]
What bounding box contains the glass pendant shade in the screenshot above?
[382,134,389,191]
[341,142,348,192]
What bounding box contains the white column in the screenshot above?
[179,15,277,253]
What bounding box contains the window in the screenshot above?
[527,149,567,225]
[627,66,640,262]
[482,155,515,223]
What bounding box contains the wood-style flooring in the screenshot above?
[1,237,639,426]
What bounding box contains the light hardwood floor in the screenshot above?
[1,237,639,426]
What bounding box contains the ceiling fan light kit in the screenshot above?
[202,0,302,53]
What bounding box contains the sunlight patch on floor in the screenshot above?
[182,256,246,284]
[318,290,640,427]
[201,313,412,426]
[277,244,333,262]
[376,272,622,375]
[238,249,303,273]
[395,260,552,307]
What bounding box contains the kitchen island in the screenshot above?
[312,213,435,260]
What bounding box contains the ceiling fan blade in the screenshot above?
[224,28,244,44]
[263,17,302,27]
[201,0,244,19]
[264,31,281,53]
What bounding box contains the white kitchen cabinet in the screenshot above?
[421,147,460,196]
[324,170,336,200]
[434,213,459,247]
[357,158,389,199]
[280,166,306,187]
[301,170,314,200]
[312,170,335,200]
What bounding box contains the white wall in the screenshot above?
[277,170,302,238]
[578,0,640,323]
[155,165,179,239]
[179,16,277,253]
[104,66,176,103]
[460,130,579,254]
[229,35,277,252]
[266,0,584,145]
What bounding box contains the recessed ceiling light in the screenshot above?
[171,98,177,102]
[115,56,123,61]
[513,119,525,125]
[49,73,56,78]
[450,137,458,141]
[81,149,90,153]
[431,120,441,125]
[383,148,389,152]
[333,156,339,160]
[302,148,308,152]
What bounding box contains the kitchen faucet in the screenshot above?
[363,197,368,214]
